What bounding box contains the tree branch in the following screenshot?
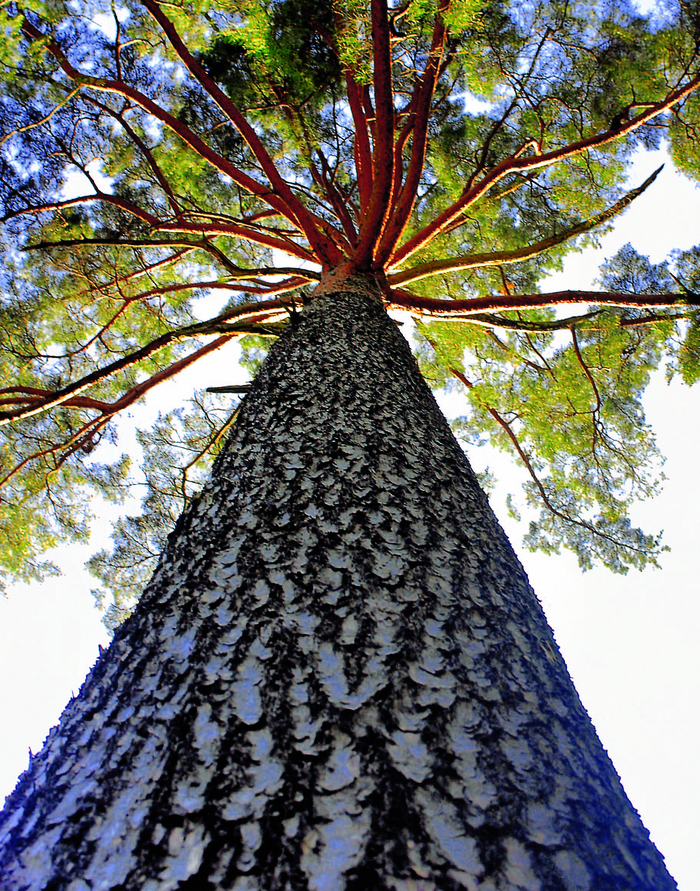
[0,336,242,493]
[3,192,160,227]
[23,231,315,265]
[84,248,196,295]
[449,310,604,332]
[0,299,288,427]
[376,0,449,263]
[139,0,346,266]
[311,150,358,246]
[0,416,110,491]
[388,288,699,318]
[388,165,663,284]
[570,327,602,417]
[0,87,81,147]
[88,96,183,218]
[345,74,374,211]
[354,0,396,269]
[20,18,322,245]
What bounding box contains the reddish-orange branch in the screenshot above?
[0,330,184,426]
[230,276,317,298]
[387,162,664,285]
[0,387,111,411]
[354,0,396,269]
[360,82,376,142]
[10,194,313,262]
[308,12,372,218]
[391,94,417,194]
[20,17,337,264]
[26,229,315,265]
[107,335,233,413]
[0,387,113,412]
[2,336,232,436]
[376,0,449,264]
[20,22,272,204]
[346,74,374,211]
[390,70,700,267]
[139,0,346,267]
[0,337,236,492]
[570,327,602,419]
[153,221,316,262]
[117,272,319,305]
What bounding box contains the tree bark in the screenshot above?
[0,283,676,890]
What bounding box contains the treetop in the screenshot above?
[2,0,700,618]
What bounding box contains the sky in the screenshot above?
[1,146,699,889]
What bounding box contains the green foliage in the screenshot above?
[197,0,342,109]
[238,335,272,376]
[416,307,671,572]
[88,392,238,628]
[415,237,700,572]
[1,0,700,620]
[598,243,700,384]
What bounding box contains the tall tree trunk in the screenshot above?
[0,283,675,890]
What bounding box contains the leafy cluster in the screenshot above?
[597,242,700,384]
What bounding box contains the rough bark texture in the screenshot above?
[0,288,676,890]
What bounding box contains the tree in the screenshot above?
[0,0,699,886]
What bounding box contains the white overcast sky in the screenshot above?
[1,146,699,890]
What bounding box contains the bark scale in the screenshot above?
[0,286,675,890]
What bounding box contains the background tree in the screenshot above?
[1,0,700,887]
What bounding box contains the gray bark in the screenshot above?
[0,285,676,890]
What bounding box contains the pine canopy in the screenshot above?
[2,0,700,620]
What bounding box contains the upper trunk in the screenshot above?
[0,283,675,890]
